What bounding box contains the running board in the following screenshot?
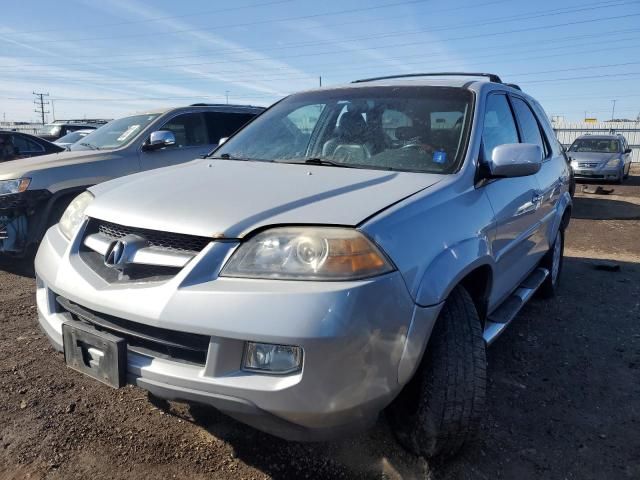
[483,267,549,345]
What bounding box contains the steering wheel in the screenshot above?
[400,142,435,153]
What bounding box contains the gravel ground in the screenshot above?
[1,168,639,479]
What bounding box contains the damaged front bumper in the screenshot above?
[0,190,51,254]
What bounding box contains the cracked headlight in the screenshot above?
[0,178,30,196]
[58,191,94,240]
[221,227,394,280]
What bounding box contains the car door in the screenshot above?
[139,112,214,170]
[481,93,545,307]
[511,95,564,257]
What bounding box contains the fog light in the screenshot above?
[243,342,303,374]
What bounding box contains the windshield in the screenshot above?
[569,138,620,153]
[69,114,159,151]
[55,130,90,144]
[214,86,473,173]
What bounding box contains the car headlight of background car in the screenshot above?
[0,178,30,196]
[221,227,394,280]
[58,191,94,240]
[606,157,622,168]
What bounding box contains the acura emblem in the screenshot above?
[104,240,127,267]
[103,234,147,269]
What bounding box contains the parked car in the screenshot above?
[54,129,94,149]
[0,131,65,162]
[0,104,264,256]
[37,120,107,141]
[35,73,571,459]
[567,133,632,184]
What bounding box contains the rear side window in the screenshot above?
[511,97,545,159]
[482,94,518,161]
[12,134,44,153]
[161,113,208,148]
[204,112,257,144]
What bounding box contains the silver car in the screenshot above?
[0,104,263,256]
[567,134,633,183]
[35,73,572,458]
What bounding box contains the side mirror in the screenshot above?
[143,130,176,151]
[625,148,632,154]
[218,137,228,145]
[487,143,542,178]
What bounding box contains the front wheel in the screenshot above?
[388,286,486,459]
[538,228,564,298]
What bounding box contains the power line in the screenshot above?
[9,0,510,60]
[0,0,294,38]
[5,0,635,68]
[32,92,50,125]
[2,0,437,45]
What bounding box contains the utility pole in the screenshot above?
[611,99,617,122]
[33,91,50,125]
[50,99,56,122]
[319,75,322,87]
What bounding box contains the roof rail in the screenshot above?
[351,72,503,84]
[189,103,264,109]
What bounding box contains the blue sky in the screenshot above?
[1,0,639,122]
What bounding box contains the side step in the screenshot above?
[482,267,549,345]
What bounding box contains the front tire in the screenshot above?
[388,286,486,459]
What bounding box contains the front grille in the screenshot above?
[57,296,210,366]
[578,162,599,168]
[94,219,212,253]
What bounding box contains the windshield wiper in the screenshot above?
[208,153,268,161]
[78,142,100,150]
[280,157,393,170]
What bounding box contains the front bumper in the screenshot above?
[35,224,442,441]
[572,165,621,181]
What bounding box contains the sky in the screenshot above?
[1,0,639,123]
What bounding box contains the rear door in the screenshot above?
[481,93,545,307]
[139,112,213,169]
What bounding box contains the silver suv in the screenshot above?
[35,73,572,458]
[0,104,263,256]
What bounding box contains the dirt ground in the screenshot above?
[1,168,639,480]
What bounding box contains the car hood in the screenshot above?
[87,159,443,238]
[0,150,112,180]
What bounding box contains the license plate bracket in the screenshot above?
[62,320,126,388]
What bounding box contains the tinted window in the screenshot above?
[204,112,257,144]
[12,134,44,153]
[512,97,545,158]
[216,86,473,174]
[482,94,518,161]
[161,113,208,148]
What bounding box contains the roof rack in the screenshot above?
[352,72,503,84]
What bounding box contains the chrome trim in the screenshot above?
[83,232,194,268]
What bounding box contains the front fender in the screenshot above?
[415,236,494,307]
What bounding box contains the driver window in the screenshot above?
[160,113,208,148]
[482,94,519,162]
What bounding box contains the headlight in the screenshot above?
[221,227,394,280]
[606,158,622,168]
[58,191,94,240]
[0,178,30,196]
